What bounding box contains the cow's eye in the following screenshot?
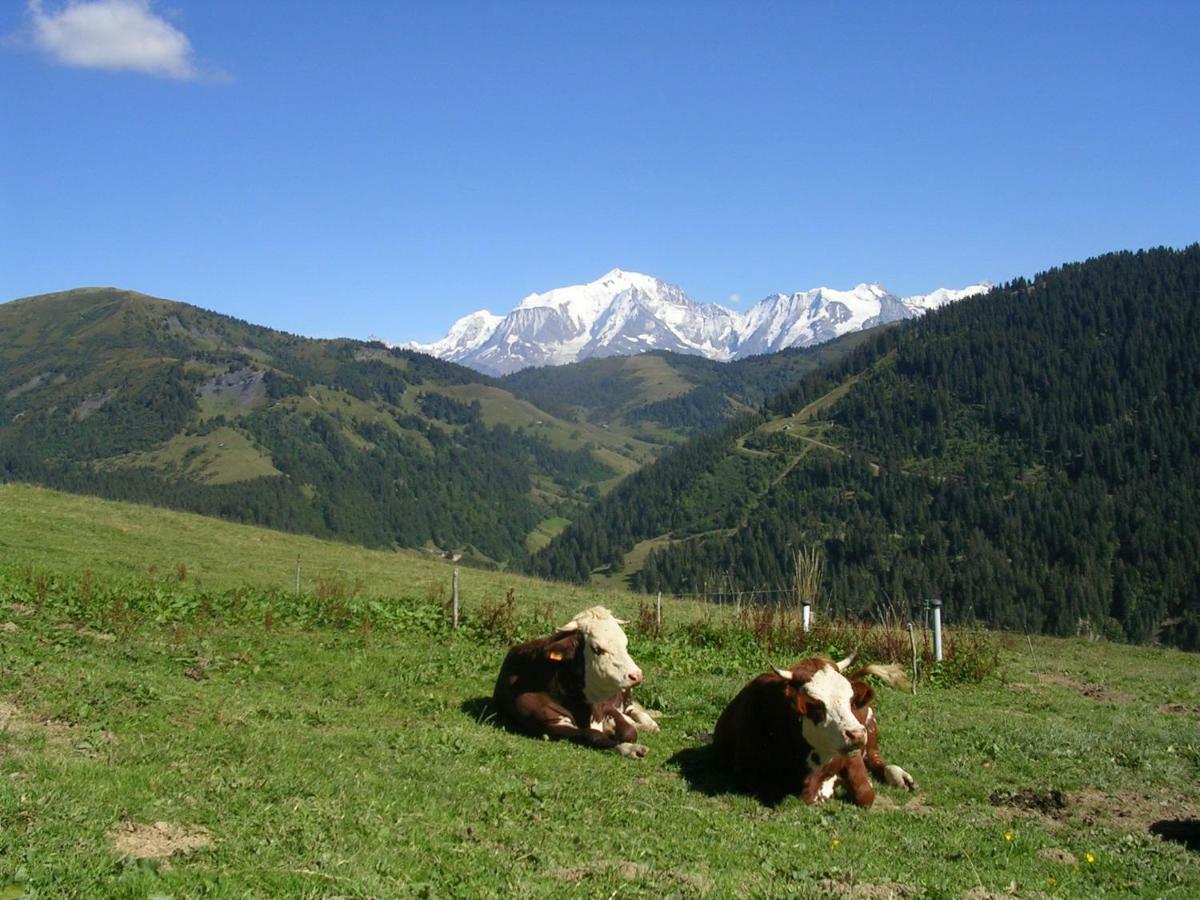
[591,644,607,655]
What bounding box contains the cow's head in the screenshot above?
[773,655,867,761]
[558,606,643,703]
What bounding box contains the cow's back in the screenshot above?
[491,632,585,723]
[714,673,807,795]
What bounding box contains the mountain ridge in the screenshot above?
[410,269,990,375]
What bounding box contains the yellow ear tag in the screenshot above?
[547,650,564,662]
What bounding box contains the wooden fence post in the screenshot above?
[656,592,662,629]
[295,556,301,596]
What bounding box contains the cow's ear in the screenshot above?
[852,680,875,709]
[544,635,579,663]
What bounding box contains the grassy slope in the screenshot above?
[1,485,1198,897]
[0,288,665,556]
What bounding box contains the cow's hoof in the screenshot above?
[617,742,649,759]
[884,765,916,791]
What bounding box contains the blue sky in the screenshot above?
[2,1,1197,343]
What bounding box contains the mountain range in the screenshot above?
[411,269,991,375]
[0,286,869,565]
[528,246,1200,650]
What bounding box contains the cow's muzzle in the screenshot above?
[842,726,867,752]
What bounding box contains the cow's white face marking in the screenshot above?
[800,664,866,763]
[559,606,643,703]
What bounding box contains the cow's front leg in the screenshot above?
[840,754,876,808]
[515,693,646,758]
[622,697,661,735]
[591,708,647,759]
[883,764,916,790]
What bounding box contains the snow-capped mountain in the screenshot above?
[409,269,991,376]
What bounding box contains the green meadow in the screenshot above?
[1,484,1197,897]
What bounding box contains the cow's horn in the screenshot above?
[836,652,858,672]
[774,667,794,681]
[558,620,580,632]
[614,617,629,626]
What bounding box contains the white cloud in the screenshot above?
[27,0,212,80]
[728,293,742,305]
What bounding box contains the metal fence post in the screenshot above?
[931,597,943,662]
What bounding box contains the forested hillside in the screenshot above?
[0,289,637,564]
[501,329,878,434]
[529,247,1200,649]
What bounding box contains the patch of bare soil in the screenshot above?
[0,701,22,731]
[545,861,711,892]
[55,623,116,642]
[1035,673,1133,704]
[961,885,1048,900]
[109,820,212,859]
[0,700,72,744]
[1036,847,1077,865]
[871,793,933,815]
[991,785,1200,847]
[816,876,918,898]
[1072,788,1200,835]
[990,788,1067,816]
[0,699,115,755]
[1160,703,1200,716]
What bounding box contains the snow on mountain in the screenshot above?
[412,309,503,362]
[901,283,992,314]
[408,270,991,376]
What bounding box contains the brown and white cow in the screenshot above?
[491,606,653,758]
[713,655,910,805]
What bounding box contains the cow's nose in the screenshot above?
[845,727,867,749]
[628,669,643,686]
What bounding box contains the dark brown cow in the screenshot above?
[491,606,652,759]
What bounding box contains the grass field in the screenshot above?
[1,484,1198,897]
